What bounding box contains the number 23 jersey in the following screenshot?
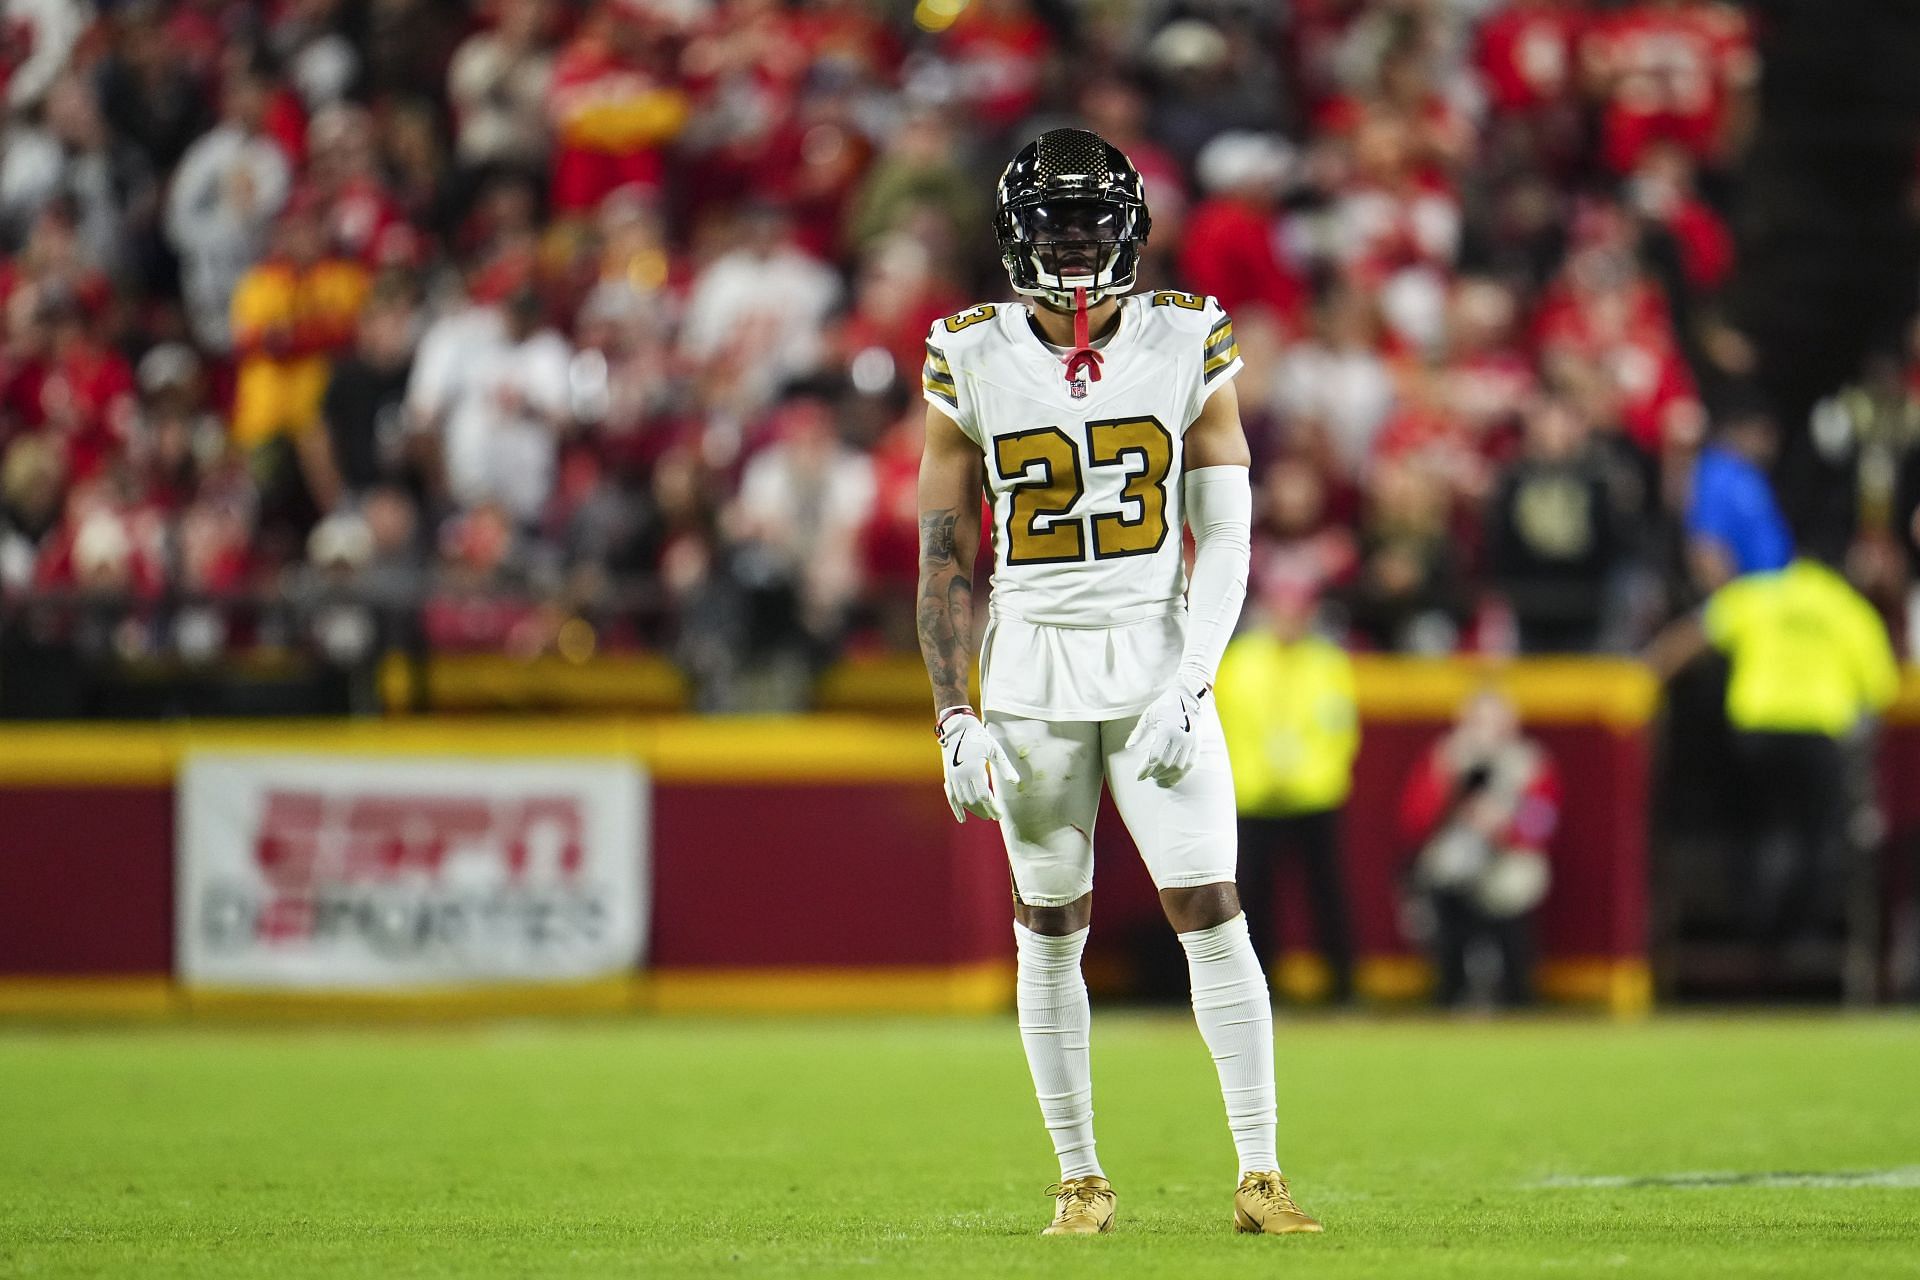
[923,291,1242,721]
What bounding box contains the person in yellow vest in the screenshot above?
[1215,573,1360,1003]
[1652,556,1900,945]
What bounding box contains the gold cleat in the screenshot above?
[1234,1171,1323,1235]
[1041,1175,1116,1235]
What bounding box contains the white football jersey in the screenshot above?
[923,290,1242,720]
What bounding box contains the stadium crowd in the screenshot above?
[1,0,1914,705]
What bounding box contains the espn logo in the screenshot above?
[254,790,588,891]
[179,755,646,983]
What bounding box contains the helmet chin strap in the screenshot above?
[1062,286,1104,386]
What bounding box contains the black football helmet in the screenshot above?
[994,128,1152,310]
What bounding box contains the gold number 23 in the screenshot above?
[993,417,1173,565]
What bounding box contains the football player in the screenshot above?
[915,128,1322,1238]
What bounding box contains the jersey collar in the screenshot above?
[1005,295,1142,395]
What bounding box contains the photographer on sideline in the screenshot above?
[1398,690,1561,1007]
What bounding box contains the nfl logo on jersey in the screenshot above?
[1069,376,1089,399]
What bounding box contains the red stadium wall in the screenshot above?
[0,787,174,975]
[8,657,1904,1018]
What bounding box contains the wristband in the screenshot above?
[935,705,975,739]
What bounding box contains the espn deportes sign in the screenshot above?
[177,753,647,989]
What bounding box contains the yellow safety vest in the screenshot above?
[1703,559,1900,735]
[1215,630,1360,816]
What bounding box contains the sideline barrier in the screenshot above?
[11,655,1910,1019]
[0,716,1010,1018]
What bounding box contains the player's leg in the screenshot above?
[986,713,1114,1234]
[1103,708,1321,1235]
[1105,706,1272,1168]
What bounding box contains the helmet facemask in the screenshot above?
[1000,196,1146,310]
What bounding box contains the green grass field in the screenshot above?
[3,1013,1918,1278]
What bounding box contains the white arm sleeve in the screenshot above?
[1177,465,1253,694]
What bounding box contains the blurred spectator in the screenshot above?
[229,197,370,520]
[164,58,294,351]
[765,83,875,262]
[3,0,88,111]
[832,233,961,403]
[131,341,221,511]
[546,1,688,215]
[1536,200,1702,455]
[1274,285,1396,479]
[1216,573,1361,1004]
[360,0,465,103]
[1686,408,1792,591]
[1330,112,1461,353]
[1078,76,1186,235]
[679,204,839,423]
[448,0,558,173]
[317,278,420,510]
[1251,453,1359,605]
[34,472,168,600]
[1809,351,1920,621]
[1650,558,1899,946]
[175,481,254,598]
[937,0,1053,135]
[96,4,214,174]
[1474,0,1585,166]
[1625,142,1735,296]
[0,436,64,593]
[728,386,875,651]
[11,289,136,485]
[1372,365,1489,506]
[1582,0,1757,176]
[845,107,977,260]
[541,443,650,606]
[268,0,362,113]
[0,74,156,278]
[1181,133,1306,334]
[1488,398,1619,653]
[352,483,428,609]
[406,271,573,526]
[304,104,409,268]
[1440,278,1535,455]
[299,508,383,670]
[381,98,452,229]
[422,501,545,652]
[1399,689,1561,1007]
[1145,14,1285,161]
[859,403,923,644]
[1345,458,1470,652]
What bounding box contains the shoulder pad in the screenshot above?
[931,303,1003,343]
[923,304,1005,421]
[1140,289,1220,333]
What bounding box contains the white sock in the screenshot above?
[1178,913,1279,1177]
[1013,922,1102,1180]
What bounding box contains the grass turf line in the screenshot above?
[2,1014,1918,1278]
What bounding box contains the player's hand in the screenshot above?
[1126,684,1206,787]
[937,710,1020,823]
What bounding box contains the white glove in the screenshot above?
[1125,684,1206,787]
[937,710,1021,823]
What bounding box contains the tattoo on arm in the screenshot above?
[916,509,974,712]
[920,511,957,567]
